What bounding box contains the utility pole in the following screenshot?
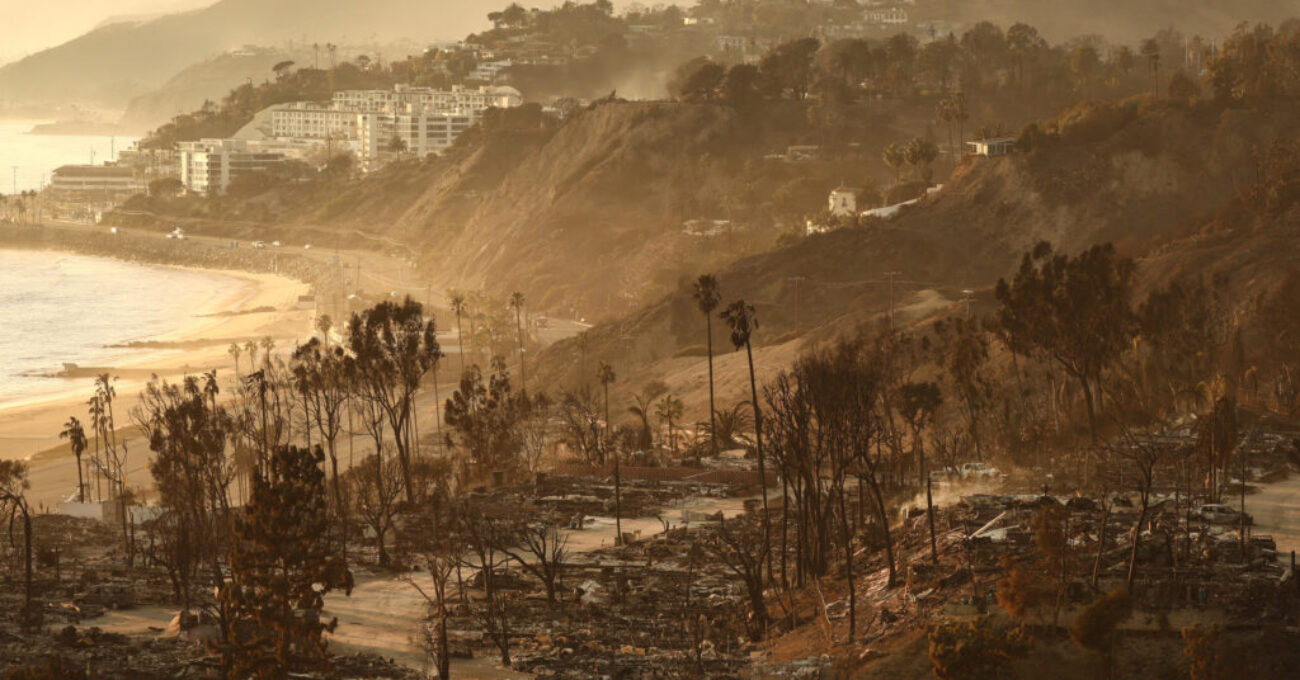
[884,271,902,330]
[12,166,17,195]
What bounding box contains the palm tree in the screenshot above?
[598,361,621,544]
[627,395,655,452]
[509,292,527,395]
[936,98,954,168]
[721,299,771,581]
[59,417,88,502]
[228,342,242,377]
[654,394,684,456]
[244,340,258,369]
[316,314,333,347]
[951,91,968,151]
[86,394,103,502]
[692,275,722,456]
[707,401,753,450]
[259,336,276,367]
[449,290,468,378]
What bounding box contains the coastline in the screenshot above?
[0,250,313,507]
[0,218,438,508]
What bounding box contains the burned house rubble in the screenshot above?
[4,417,1300,678]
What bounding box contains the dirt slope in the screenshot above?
[534,99,1300,408]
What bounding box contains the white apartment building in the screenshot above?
[329,84,522,114]
[268,84,523,170]
[49,165,146,200]
[178,139,286,195]
[357,110,478,166]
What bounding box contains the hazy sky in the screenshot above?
[1,0,214,64]
[0,0,635,66]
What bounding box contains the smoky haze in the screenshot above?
[0,0,502,65]
[1,0,212,64]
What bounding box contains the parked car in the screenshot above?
[252,241,266,248]
[1196,504,1252,526]
[271,240,282,247]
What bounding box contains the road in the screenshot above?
[1247,474,1300,557]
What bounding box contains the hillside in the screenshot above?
[121,99,915,317]
[533,98,1300,406]
[118,45,386,133]
[0,0,489,109]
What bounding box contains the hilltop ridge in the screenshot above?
[0,0,488,109]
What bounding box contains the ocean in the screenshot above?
[0,120,138,193]
[0,249,243,405]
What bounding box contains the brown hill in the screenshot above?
[260,100,912,317]
[533,98,1300,409]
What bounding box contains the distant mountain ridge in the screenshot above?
[0,0,489,109]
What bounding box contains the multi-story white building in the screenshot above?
[49,165,146,200]
[329,84,522,114]
[269,103,361,141]
[356,110,478,163]
[178,139,286,195]
[268,84,523,170]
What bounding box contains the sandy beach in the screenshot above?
[0,259,312,508]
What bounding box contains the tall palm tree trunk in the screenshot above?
[744,339,772,584]
[706,316,718,456]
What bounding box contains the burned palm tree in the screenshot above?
[449,290,469,378]
[509,291,527,396]
[59,416,88,502]
[228,342,243,377]
[598,361,622,543]
[721,299,771,580]
[693,275,722,456]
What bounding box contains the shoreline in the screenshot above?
[0,249,313,507]
[0,258,258,413]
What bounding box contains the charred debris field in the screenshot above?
[8,1,1300,679]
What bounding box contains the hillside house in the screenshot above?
[828,185,858,217]
[864,7,909,26]
[966,137,1016,157]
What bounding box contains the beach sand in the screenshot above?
[0,263,312,508]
